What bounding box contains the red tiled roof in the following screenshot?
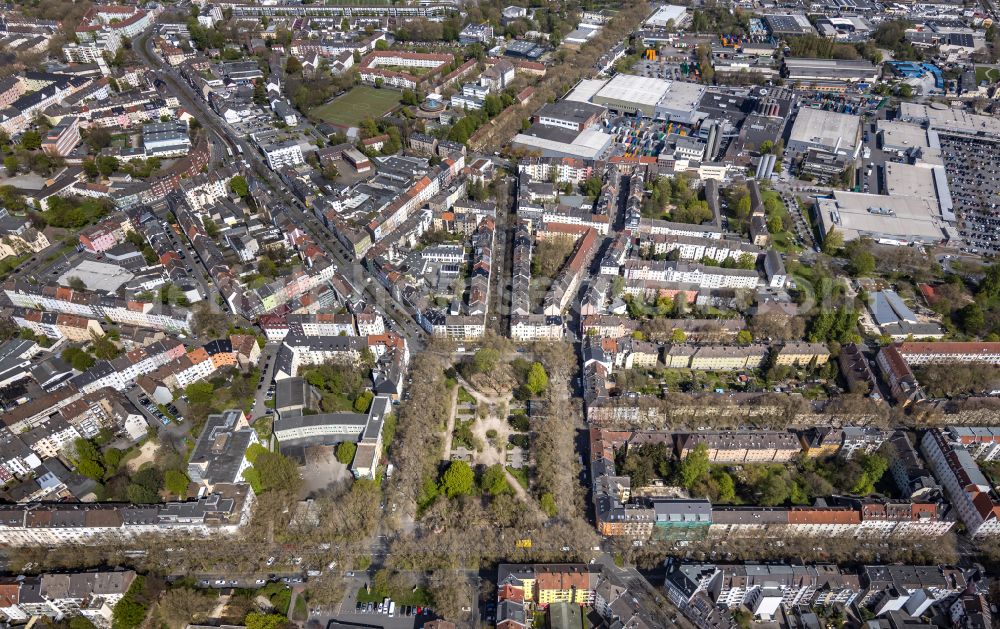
[899,341,1000,356]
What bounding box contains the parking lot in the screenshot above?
[323,613,430,629]
[329,598,437,629]
[939,133,1000,256]
[331,577,449,629]
[136,393,183,426]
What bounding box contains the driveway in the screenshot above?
[250,342,281,419]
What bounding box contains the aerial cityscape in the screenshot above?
[0,0,997,627]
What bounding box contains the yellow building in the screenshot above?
[496,564,600,607]
[689,345,769,371]
[775,341,830,366]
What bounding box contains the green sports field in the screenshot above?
[310,87,400,127]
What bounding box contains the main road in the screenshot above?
[135,28,425,347]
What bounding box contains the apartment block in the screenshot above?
[260,140,304,170]
[921,428,1000,538]
[676,431,803,463]
[666,562,860,622]
[0,570,135,627]
[839,426,890,459]
[858,564,967,618]
[497,564,600,607]
[688,344,769,371]
[41,116,80,157]
[774,341,830,366]
[885,430,940,500]
[897,341,1000,365]
[187,410,258,489]
[946,426,1000,461]
[0,485,252,545]
[876,345,924,405]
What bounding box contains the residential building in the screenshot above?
[947,426,1000,461]
[839,342,881,399]
[259,139,304,170]
[0,570,135,627]
[0,485,253,545]
[187,410,258,490]
[885,430,940,500]
[666,562,860,622]
[688,344,769,371]
[897,342,1000,366]
[839,426,890,459]
[921,428,1000,538]
[675,431,803,463]
[41,117,80,157]
[876,345,923,405]
[774,341,830,367]
[497,564,600,606]
[857,564,967,617]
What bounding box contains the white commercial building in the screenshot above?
[787,107,861,158]
[816,191,947,245]
[645,5,689,28]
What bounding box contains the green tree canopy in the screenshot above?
[715,469,736,502]
[479,464,511,496]
[353,390,374,413]
[440,460,475,498]
[62,347,95,371]
[245,613,289,629]
[335,441,357,465]
[540,492,557,517]
[164,470,190,497]
[19,130,41,150]
[254,450,302,494]
[185,381,215,406]
[229,175,249,197]
[525,362,548,395]
[580,176,603,198]
[680,443,710,489]
[822,227,844,254]
[959,302,986,335]
[112,576,148,629]
[472,347,500,374]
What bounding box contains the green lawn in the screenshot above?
[976,66,1000,84]
[771,231,802,254]
[506,466,529,489]
[310,87,401,127]
[356,585,433,607]
[457,387,477,405]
